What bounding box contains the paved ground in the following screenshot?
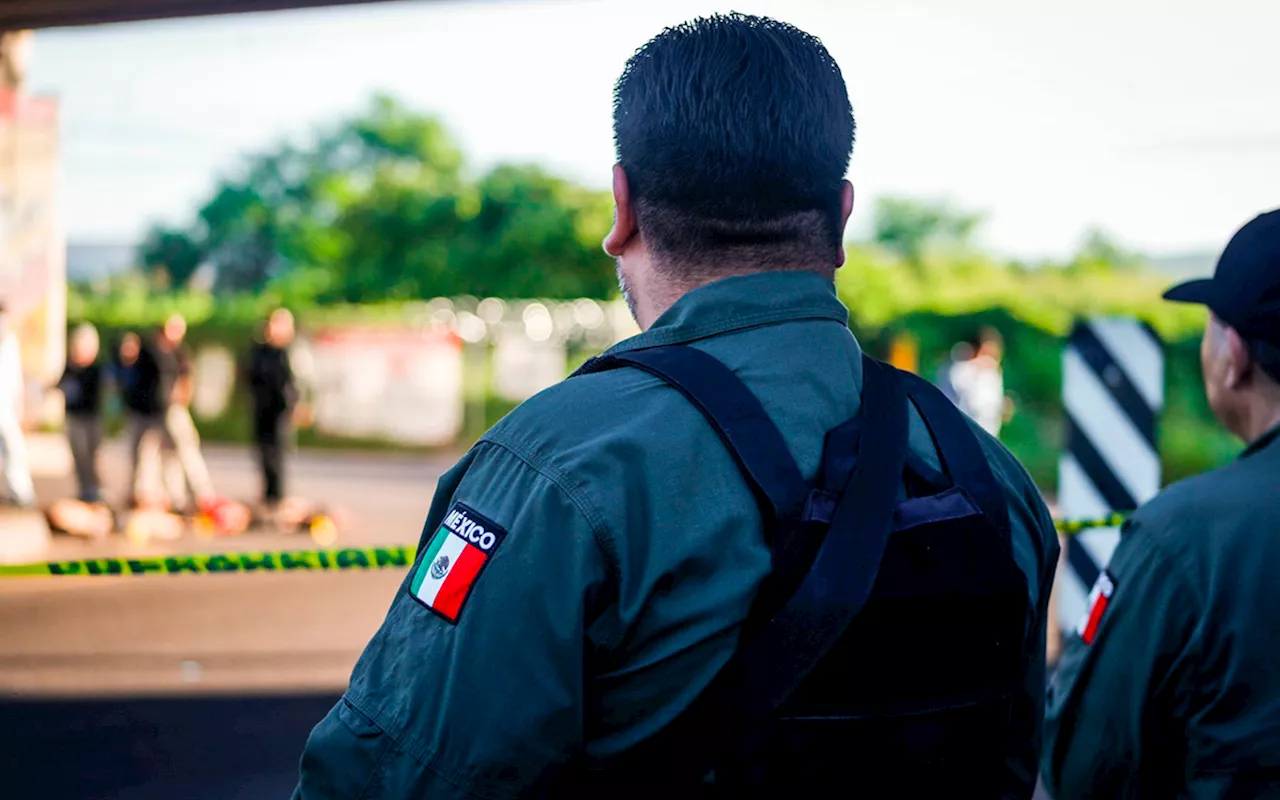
[2,435,460,697]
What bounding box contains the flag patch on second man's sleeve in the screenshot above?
[1076,569,1116,645]
[409,503,507,624]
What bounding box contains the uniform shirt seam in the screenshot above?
[606,308,847,353]
[473,437,620,583]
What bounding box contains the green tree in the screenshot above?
[139,225,204,287]
[455,165,616,299]
[871,197,985,265]
[143,94,615,302]
[1069,228,1148,273]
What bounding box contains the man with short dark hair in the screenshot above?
[295,13,1058,798]
[1043,209,1280,798]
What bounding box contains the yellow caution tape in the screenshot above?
[0,514,1134,578]
[0,545,418,578]
[1054,512,1131,535]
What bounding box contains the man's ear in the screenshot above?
[835,180,855,267]
[604,164,637,257]
[1224,323,1253,389]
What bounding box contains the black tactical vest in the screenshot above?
[555,346,1030,798]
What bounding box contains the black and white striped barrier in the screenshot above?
[1056,317,1164,632]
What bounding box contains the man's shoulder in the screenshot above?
[1126,457,1262,553]
[962,417,1051,517]
[481,366,689,463]
[961,417,1060,583]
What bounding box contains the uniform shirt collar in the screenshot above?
[605,271,849,354]
[1241,421,1280,460]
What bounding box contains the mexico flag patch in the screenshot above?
[1076,569,1116,645]
[409,503,507,623]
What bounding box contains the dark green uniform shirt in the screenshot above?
[1043,425,1280,799]
[295,271,1060,799]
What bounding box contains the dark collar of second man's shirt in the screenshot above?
[1241,420,1280,460]
[604,271,851,356]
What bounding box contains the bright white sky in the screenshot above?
[27,0,1280,261]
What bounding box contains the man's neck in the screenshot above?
[1237,396,1280,445]
[637,265,834,330]
[636,281,692,331]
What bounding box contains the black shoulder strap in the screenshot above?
[575,346,809,531]
[721,355,910,738]
[897,371,1012,541]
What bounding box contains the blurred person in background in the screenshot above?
[124,316,213,510]
[102,331,138,422]
[154,313,215,513]
[1043,209,1280,798]
[122,326,167,506]
[0,301,34,508]
[53,323,104,503]
[112,332,141,396]
[246,307,300,521]
[935,340,974,404]
[949,326,1011,437]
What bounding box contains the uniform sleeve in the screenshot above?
[295,441,614,799]
[1041,520,1201,799]
[1003,485,1061,800]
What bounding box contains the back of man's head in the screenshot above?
[614,13,854,277]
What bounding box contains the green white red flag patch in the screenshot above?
[409,503,507,623]
[1076,569,1115,645]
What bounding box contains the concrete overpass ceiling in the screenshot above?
[0,0,430,31]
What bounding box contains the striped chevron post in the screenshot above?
[1055,318,1164,633]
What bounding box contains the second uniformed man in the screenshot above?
[1043,209,1280,798]
[295,12,1060,798]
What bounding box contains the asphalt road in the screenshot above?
[3,436,460,697]
[0,437,454,798]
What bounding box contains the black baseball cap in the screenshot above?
[1164,208,1280,345]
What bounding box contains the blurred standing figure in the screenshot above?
[246,308,299,515]
[935,340,974,405]
[55,323,104,503]
[113,333,141,397]
[122,327,166,506]
[948,326,1009,437]
[155,313,215,511]
[124,316,213,509]
[0,302,34,507]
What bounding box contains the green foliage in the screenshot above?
[138,226,203,288]
[871,197,984,264]
[834,243,1208,341]
[1069,228,1148,273]
[139,95,616,302]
